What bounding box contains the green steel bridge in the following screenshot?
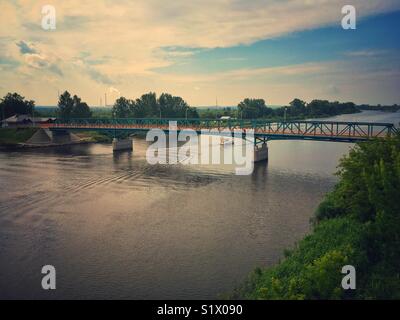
[43,118,398,143]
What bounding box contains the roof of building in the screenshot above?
[3,114,56,123]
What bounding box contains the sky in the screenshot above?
[0,0,399,107]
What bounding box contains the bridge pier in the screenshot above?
[51,129,74,144]
[253,136,268,162]
[112,137,133,152]
[254,142,268,162]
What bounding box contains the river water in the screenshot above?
[0,111,399,299]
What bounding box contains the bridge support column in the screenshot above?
[254,137,268,162]
[50,130,75,144]
[112,137,133,152]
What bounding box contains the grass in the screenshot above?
[0,128,38,145]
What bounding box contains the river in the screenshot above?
[0,111,399,299]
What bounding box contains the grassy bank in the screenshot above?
[0,128,38,145]
[232,133,400,299]
[0,128,112,146]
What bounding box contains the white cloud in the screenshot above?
[344,50,388,57]
[0,0,399,105]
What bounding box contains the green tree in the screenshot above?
[112,97,133,118]
[237,98,271,119]
[289,98,307,115]
[158,93,198,118]
[234,133,400,300]
[57,91,74,119]
[71,95,92,118]
[0,92,35,120]
[57,91,92,118]
[134,92,158,118]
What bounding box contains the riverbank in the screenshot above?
[0,128,111,150]
[0,128,38,146]
[231,133,400,299]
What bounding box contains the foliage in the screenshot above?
[359,104,400,113]
[0,93,35,120]
[237,98,272,119]
[57,91,92,118]
[0,128,38,145]
[234,133,400,300]
[235,98,359,120]
[112,92,199,119]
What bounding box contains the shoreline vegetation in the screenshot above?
[230,133,400,299]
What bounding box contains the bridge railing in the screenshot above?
[50,118,398,139]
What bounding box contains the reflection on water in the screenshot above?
[0,111,399,299]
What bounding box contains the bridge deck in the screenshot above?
[43,118,398,143]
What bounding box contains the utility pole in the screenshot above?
[185,107,188,119]
[113,110,116,138]
[1,103,5,127]
[32,105,35,127]
[284,107,287,122]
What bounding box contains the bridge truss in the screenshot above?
[45,118,398,143]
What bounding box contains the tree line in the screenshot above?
[111,92,199,119]
[0,93,35,120]
[2,91,396,121]
[234,98,359,119]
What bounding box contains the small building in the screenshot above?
[1,114,56,127]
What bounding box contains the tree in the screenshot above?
[112,97,133,118]
[158,93,197,118]
[57,91,92,118]
[0,92,35,120]
[71,95,92,118]
[57,91,74,118]
[135,92,158,118]
[237,98,271,119]
[289,98,307,115]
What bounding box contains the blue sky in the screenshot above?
[157,11,400,75]
[0,0,399,106]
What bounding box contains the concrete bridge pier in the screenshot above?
[112,137,133,152]
[51,129,74,144]
[254,142,268,162]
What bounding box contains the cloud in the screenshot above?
[0,56,19,68]
[1,0,399,105]
[60,15,92,31]
[158,62,328,83]
[24,53,63,76]
[16,40,37,54]
[15,40,63,76]
[73,54,114,84]
[86,67,114,84]
[109,87,121,95]
[344,50,388,57]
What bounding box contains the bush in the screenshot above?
[233,133,400,299]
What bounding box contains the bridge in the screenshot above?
[43,118,398,143]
